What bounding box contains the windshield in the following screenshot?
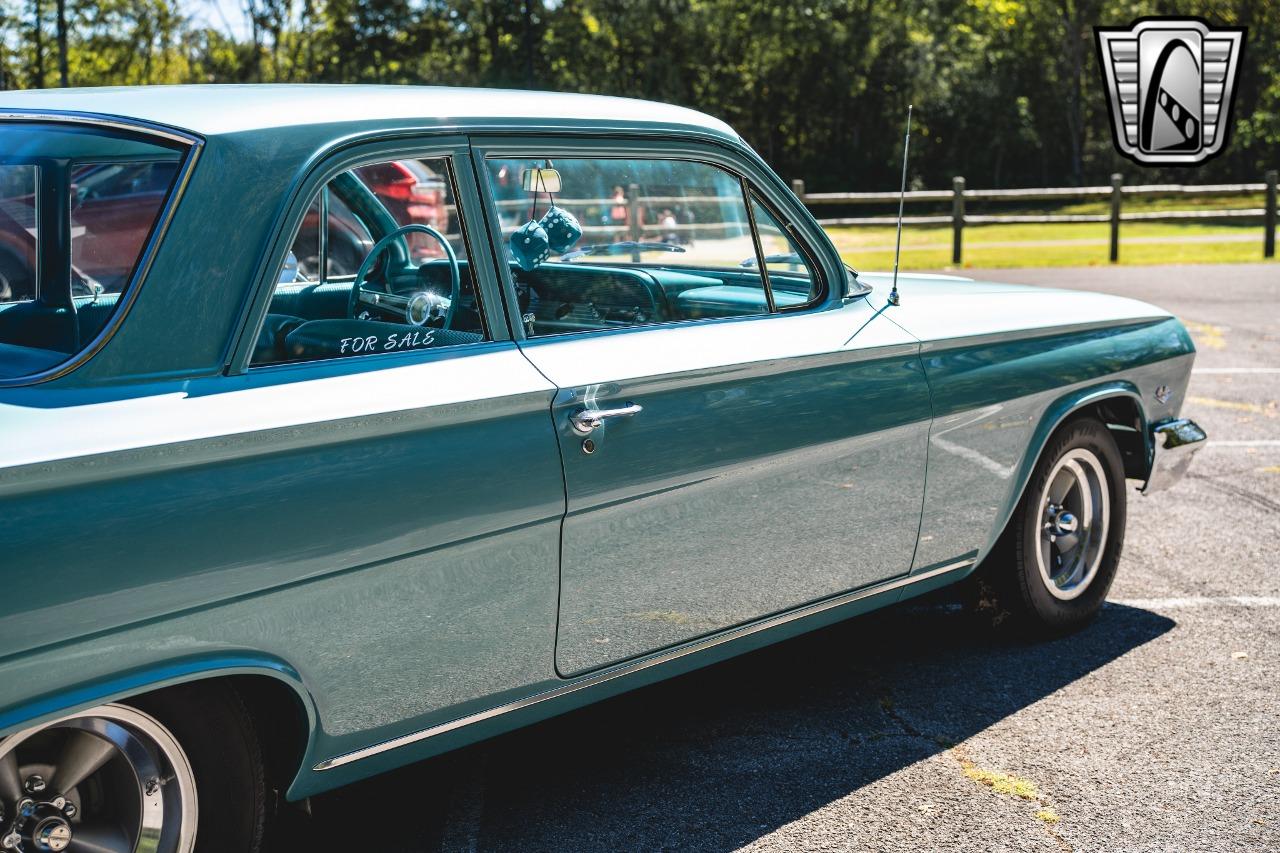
[0,121,187,381]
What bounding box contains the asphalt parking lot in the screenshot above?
[285,263,1279,853]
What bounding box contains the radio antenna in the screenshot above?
[888,104,913,307]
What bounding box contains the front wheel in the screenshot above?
[972,417,1128,634]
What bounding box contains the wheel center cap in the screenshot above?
[1045,505,1079,538]
[1054,511,1078,535]
[8,799,76,853]
[32,817,72,852]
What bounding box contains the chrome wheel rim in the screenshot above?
[0,704,197,853]
[1036,448,1110,601]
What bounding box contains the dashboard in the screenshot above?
[512,262,779,336]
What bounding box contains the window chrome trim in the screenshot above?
[0,111,198,146]
[740,176,777,314]
[318,185,330,283]
[0,110,203,387]
[746,189,826,313]
[312,555,977,772]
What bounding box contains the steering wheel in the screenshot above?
[348,223,460,328]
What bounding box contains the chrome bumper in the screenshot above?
[1142,418,1207,494]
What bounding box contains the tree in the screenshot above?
[55,0,66,85]
[31,0,45,88]
[0,0,1272,188]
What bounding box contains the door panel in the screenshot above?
[516,302,932,676]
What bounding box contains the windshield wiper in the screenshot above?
[739,252,803,268]
[561,241,687,261]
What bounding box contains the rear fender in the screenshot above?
[0,651,320,772]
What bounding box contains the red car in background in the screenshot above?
[71,161,177,286]
[282,161,449,280]
[0,193,37,302]
[354,159,450,259]
[0,158,449,302]
[0,161,176,301]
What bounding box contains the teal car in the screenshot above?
[0,86,1204,853]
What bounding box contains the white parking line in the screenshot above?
[1110,596,1280,609]
[1193,368,1280,374]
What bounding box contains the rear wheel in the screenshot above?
[971,417,1127,634]
[0,682,266,853]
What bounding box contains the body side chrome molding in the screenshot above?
[915,316,1172,354]
[313,555,977,771]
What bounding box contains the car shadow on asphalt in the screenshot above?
[282,600,1175,852]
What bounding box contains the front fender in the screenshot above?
[985,382,1148,563]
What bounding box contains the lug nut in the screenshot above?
[1,832,20,850]
[24,774,47,794]
[61,802,77,819]
[50,796,66,810]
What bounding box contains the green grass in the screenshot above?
[1055,192,1265,216]
[825,221,1277,270]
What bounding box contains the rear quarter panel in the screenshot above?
[0,346,567,798]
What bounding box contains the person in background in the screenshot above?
[679,204,696,248]
[607,185,629,239]
[659,208,680,244]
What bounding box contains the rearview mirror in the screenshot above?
[522,167,562,194]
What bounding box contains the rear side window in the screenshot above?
[70,161,179,289]
[0,122,187,381]
[0,163,38,303]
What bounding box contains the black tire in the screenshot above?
[969,416,1127,635]
[129,681,268,853]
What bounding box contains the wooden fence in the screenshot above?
[789,170,1279,263]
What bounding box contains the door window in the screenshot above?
[253,156,490,366]
[485,156,821,338]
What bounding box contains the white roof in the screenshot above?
[0,84,739,139]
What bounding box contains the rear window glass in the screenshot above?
[0,122,187,381]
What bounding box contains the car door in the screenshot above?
[475,142,933,676]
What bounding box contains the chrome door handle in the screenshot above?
[570,403,643,435]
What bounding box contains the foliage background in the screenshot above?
[0,0,1275,191]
